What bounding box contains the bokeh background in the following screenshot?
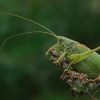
[0,0,100,100]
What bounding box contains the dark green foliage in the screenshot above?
[0,0,100,100]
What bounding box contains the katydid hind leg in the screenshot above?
[68,46,100,64]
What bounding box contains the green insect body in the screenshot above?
[46,36,100,79]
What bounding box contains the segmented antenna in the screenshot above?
[0,12,58,51]
[0,31,55,52]
[0,12,57,38]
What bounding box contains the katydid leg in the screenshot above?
[54,50,67,64]
[45,44,57,56]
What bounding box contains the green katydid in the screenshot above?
[0,12,100,79]
[0,12,100,78]
[46,36,100,79]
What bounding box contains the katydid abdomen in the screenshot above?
[72,43,100,78]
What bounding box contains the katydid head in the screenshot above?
[57,36,65,45]
[57,36,74,48]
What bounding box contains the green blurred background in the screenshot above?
[0,0,100,100]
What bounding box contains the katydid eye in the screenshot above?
[59,39,64,43]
